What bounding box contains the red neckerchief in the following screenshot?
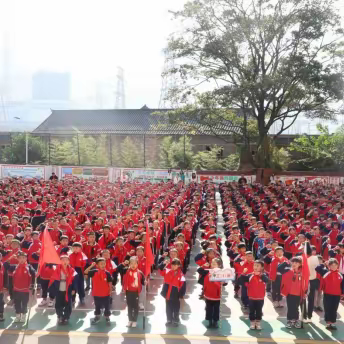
[49,264,75,301]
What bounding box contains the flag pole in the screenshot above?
[219,281,222,329]
[143,283,147,329]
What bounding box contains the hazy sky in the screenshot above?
[0,0,343,112]
[0,0,187,109]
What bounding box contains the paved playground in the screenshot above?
[1,193,344,344]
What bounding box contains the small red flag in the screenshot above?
[145,223,154,277]
[37,228,62,276]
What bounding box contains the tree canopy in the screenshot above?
[2,134,46,164]
[289,124,344,170]
[163,0,344,167]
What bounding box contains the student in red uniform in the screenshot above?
[69,242,87,305]
[236,251,254,308]
[101,249,117,296]
[82,232,101,291]
[264,246,288,308]
[239,260,269,330]
[98,225,115,250]
[4,251,36,323]
[27,231,41,286]
[37,262,55,307]
[278,256,307,329]
[315,258,344,330]
[0,253,4,322]
[197,258,224,328]
[117,256,145,328]
[1,239,21,303]
[135,246,147,310]
[159,258,186,327]
[84,258,113,325]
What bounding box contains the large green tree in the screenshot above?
[120,137,141,167]
[2,133,46,164]
[164,0,344,168]
[159,136,193,169]
[192,145,239,170]
[50,135,111,166]
[289,124,344,170]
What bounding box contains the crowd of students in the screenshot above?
[0,176,343,332]
[0,177,215,328]
[221,179,344,330]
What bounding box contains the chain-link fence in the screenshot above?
[0,132,192,169]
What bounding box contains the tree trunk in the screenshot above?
[239,145,255,170]
[256,117,271,168]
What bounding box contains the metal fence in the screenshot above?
[0,132,190,169]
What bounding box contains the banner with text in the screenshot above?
[2,165,45,179]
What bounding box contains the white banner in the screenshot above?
[1,165,45,179]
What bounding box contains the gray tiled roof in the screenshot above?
[32,107,238,136]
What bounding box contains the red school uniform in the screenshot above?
[88,268,112,297]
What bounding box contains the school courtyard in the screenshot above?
[1,193,344,344]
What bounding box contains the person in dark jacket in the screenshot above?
[159,258,186,327]
[48,255,77,325]
[239,260,269,330]
[4,251,36,323]
[197,258,224,329]
[315,258,344,330]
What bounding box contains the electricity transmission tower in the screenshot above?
[159,51,178,109]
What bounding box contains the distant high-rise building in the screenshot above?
[32,71,71,101]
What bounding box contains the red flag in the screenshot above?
[301,243,310,297]
[37,228,62,276]
[145,223,154,277]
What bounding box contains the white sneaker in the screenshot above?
[20,314,26,323]
[131,322,137,328]
[48,300,54,307]
[126,321,133,327]
[14,314,21,323]
[139,303,144,310]
[303,318,311,323]
[273,301,279,308]
[39,299,48,306]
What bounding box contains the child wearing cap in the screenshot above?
[49,255,77,325]
[69,242,87,305]
[84,258,113,325]
[1,238,21,303]
[4,251,36,323]
[56,236,70,256]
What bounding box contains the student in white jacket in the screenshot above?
[304,244,320,323]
